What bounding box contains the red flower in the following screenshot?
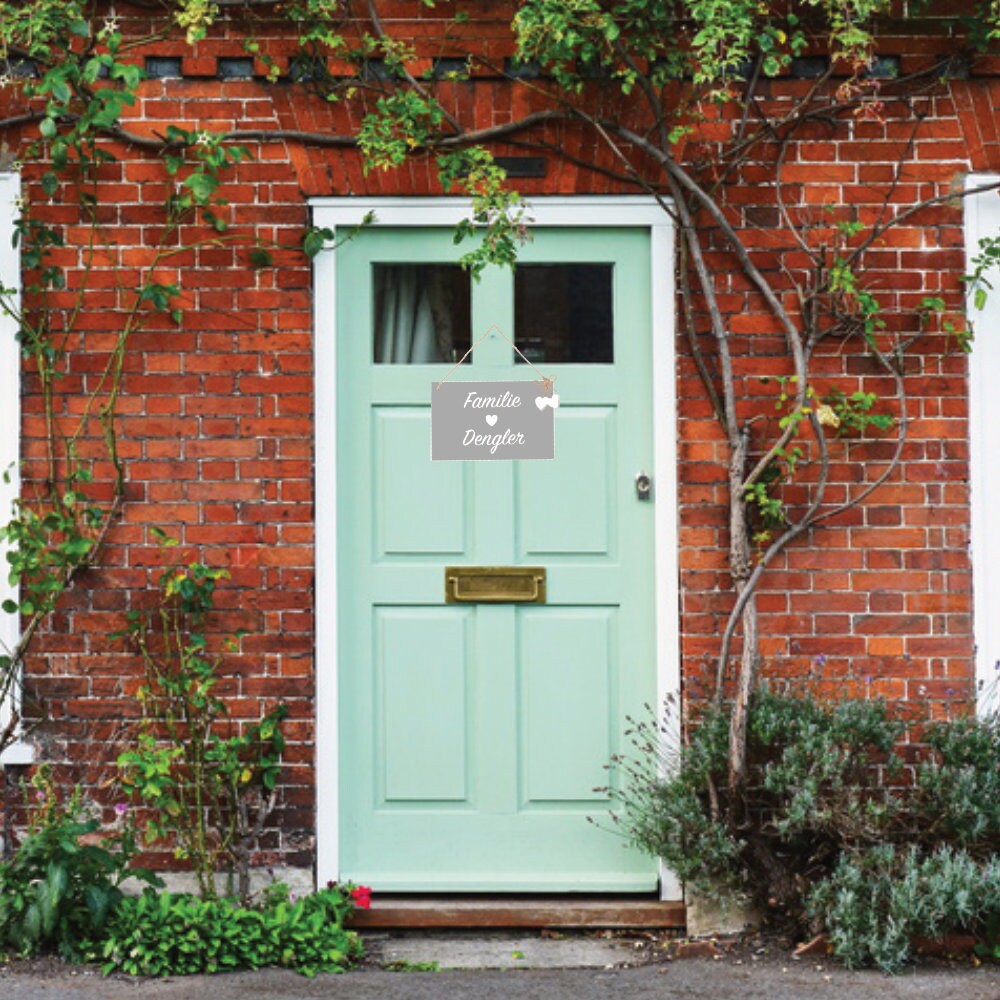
[351,885,372,910]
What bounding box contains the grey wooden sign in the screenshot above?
[431,380,557,461]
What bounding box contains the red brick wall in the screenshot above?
[1,3,993,866]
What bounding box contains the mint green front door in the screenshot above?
[336,225,657,891]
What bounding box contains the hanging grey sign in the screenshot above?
[431,380,557,461]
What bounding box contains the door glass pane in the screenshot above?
[373,264,471,363]
[515,264,613,364]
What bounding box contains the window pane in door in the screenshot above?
[373,264,471,363]
[514,264,613,364]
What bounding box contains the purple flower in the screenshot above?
[114,802,129,817]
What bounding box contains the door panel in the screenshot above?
[337,225,656,891]
[518,607,616,806]
[377,608,471,803]
[515,408,616,557]
[374,409,469,556]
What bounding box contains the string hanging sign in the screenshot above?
[431,325,559,461]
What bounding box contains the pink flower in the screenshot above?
[114,802,129,817]
[351,885,372,910]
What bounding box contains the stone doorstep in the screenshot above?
[349,895,686,931]
[370,931,646,971]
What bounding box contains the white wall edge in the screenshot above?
[310,195,680,896]
[966,174,1000,715]
[0,171,25,765]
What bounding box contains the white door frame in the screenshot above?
[311,196,679,895]
[966,175,1000,714]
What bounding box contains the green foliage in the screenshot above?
[961,234,1000,349]
[359,90,446,170]
[614,692,1000,970]
[116,556,287,901]
[750,692,903,841]
[820,390,894,436]
[744,375,892,543]
[439,148,530,276]
[513,0,892,97]
[1,468,103,619]
[609,702,744,896]
[808,846,1000,972]
[828,256,885,347]
[174,0,220,45]
[916,712,1000,849]
[0,766,161,960]
[102,885,364,977]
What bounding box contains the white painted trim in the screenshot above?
[311,197,679,893]
[313,219,340,885]
[0,172,29,765]
[966,175,1000,714]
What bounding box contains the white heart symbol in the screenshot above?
[485,414,498,427]
[549,393,560,409]
[534,396,547,411]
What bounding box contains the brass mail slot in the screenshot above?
[445,566,546,604]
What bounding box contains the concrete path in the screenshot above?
[3,933,1000,1000]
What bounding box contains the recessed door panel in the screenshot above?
[518,607,615,806]
[373,408,468,557]
[376,607,471,803]
[516,408,615,558]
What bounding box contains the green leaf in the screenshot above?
[184,171,219,203]
[249,248,273,269]
[302,227,333,258]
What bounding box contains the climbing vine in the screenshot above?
[0,3,284,754]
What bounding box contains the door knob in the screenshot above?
[635,472,652,501]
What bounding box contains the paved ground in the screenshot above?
[3,933,1000,1000]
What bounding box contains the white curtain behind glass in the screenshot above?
[374,265,456,363]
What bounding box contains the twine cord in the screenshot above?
[435,324,555,392]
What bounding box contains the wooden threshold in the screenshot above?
[349,894,686,930]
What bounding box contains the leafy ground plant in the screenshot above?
[807,846,1000,973]
[101,881,368,977]
[0,765,161,961]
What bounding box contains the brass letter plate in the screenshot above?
[445,566,546,604]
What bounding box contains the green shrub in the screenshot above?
[807,846,1000,972]
[612,691,1000,971]
[101,884,364,977]
[0,768,161,961]
[612,690,903,907]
